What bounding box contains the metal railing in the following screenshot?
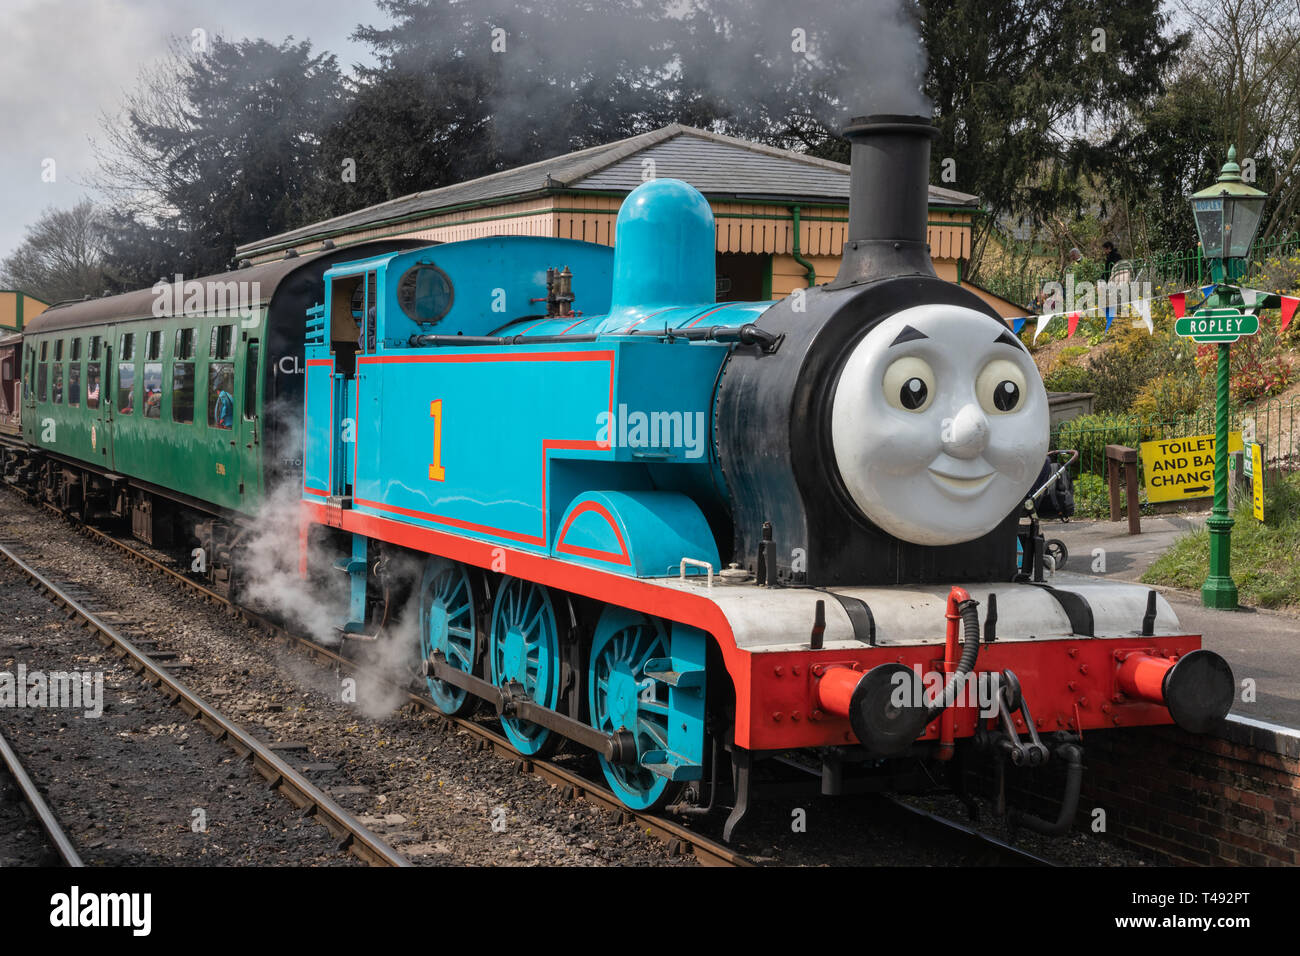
[980,233,1300,312]
[1052,396,1300,481]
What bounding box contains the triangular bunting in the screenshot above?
[1066,311,1080,338]
[1201,284,1215,299]
[1104,305,1114,330]
[1242,288,1258,308]
[1033,312,1055,343]
[1170,292,1186,318]
[1012,317,1026,334]
[1136,297,1153,334]
[1282,296,1299,334]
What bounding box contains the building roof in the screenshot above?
[238,124,979,259]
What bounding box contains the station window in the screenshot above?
[396,263,454,323]
[37,363,48,402]
[86,363,101,410]
[174,327,196,360]
[208,362,235,429]
[210,325,234,360]
[52,363,63,404]
[70,338,81,362]
[142,362,163,418]
[68,363,81,407]
[172,362,195,424]
[146,330,162,361]
[120,333,135,362]
[117,363,135,415]
[89,336,101,361]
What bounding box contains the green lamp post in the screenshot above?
[1188,147,1268,609]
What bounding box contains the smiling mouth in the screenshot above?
[928,469,995,495]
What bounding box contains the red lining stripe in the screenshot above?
[555,499,631,565]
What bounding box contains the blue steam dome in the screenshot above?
[606,178,715,323]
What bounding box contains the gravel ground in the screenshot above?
[0,748,54,866]
[0,502,692,867]
[0,560,358,866]
[0,495,1162,867]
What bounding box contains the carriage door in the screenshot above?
[239,338,261,501]
[90,336,112,467]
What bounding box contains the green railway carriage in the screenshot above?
[7,240,428,581]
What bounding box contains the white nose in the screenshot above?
[943,404,989,459]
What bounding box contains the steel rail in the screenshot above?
[34,506,750,867]
[0,724,84,867]
[0,541,410,868]
[882,796,1059,867]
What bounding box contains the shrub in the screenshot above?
[1193,323,1292,403]
[1043,364,1094,393]
[1130,367,1207,420]
[1055,412,1151,476]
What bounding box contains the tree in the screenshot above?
[920,0,1187,276]
[93,36,346,279]
[0,201,110,304]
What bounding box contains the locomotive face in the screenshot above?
[830,304,1049,546]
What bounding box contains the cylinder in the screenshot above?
[1117,648,1234,734]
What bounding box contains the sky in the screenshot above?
[0,0,384,264]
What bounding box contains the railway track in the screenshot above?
[0,538,410,868]
[0,723,83,867]
[4,489,1057,867]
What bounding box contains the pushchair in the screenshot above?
[1015,449,1077,581]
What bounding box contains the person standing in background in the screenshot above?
[1102,241,1122,279]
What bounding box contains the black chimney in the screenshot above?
[828,114,939,288]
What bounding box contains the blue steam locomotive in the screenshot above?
[299,115,1233,837]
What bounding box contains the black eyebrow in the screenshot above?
[889,325,928,347]
[994,328,1025,351]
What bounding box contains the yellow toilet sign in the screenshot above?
[1139,432,1243,502]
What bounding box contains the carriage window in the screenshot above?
[89,336,101,361]
[171,362,195,424]
[54,339,63,362]
[39,341,48,362]
[23,347,33,395]
[52,364,63,404]
[142,362,163,418]
[70,338,82,362]
[120,333,135,361]
[37,364,48,402]
[146,330,163,361]
[396,264,454,323]
[86,363,101,409]
[208,362,235,429]
[210,325,234,360]
[175,327,195,360]
[68,363,81,407]
[243,342,259,419]
[117,363,135,414]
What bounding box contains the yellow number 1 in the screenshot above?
[428,399,446,481]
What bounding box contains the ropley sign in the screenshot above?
[1174,307,1259,343]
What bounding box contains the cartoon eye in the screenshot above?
[882,356,935,413]
[976,359,1027,415]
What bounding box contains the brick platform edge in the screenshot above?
[968,716,1300,866]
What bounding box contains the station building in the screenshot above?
[237,125,1022,317]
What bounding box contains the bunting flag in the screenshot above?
[1201,284,1215,299]
[1169,291,1186,318]
[1242,288,1258,308]
[1033,311,1055,343]
[1011,317,1026,334]
[1282,296,1299,333]
[1135,296,1153,334]
[1104,304,1114,330]
[1066,311,1080,338]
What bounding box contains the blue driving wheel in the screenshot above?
[588,608,673,810]
[490,577,561,756]
[419,556,478,716]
